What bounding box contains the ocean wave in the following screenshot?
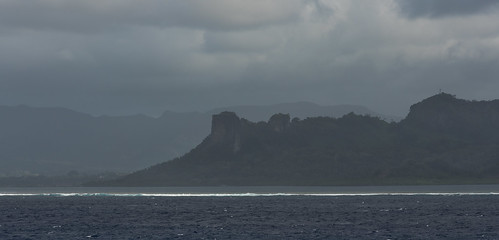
[1,192,499,197]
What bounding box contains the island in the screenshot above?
[96,93,499,186]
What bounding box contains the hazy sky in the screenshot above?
[1,0,499,117]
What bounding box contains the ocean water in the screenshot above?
[1,186,499,239]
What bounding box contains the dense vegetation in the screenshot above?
[103,93,499,186]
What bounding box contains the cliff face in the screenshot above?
[209,111,241,152]
[104,93,499,186]
[268,113,290,132]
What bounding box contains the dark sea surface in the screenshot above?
[1,186,499,239]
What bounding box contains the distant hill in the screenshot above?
[0,105,210,175]
[102,93,499,186]
[0,102,382,176]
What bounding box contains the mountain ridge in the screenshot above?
[101,93,499,186]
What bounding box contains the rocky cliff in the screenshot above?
[209,111,242,152]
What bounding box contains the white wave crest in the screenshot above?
[1,192,499,197]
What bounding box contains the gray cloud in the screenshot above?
[0,0,303,33]
[203,30,284,53]
[0,0,499,117]
[396,0,499,18]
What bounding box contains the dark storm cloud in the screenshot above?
[397,0,499,18]
[0,0,499,117]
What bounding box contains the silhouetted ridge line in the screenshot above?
[99,93,499,186]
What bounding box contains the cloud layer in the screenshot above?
[397,0,499,18]
[1,0,499,117]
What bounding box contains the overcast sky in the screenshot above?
[1,0,499,117]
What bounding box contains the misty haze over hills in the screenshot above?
[0,102,387,177]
